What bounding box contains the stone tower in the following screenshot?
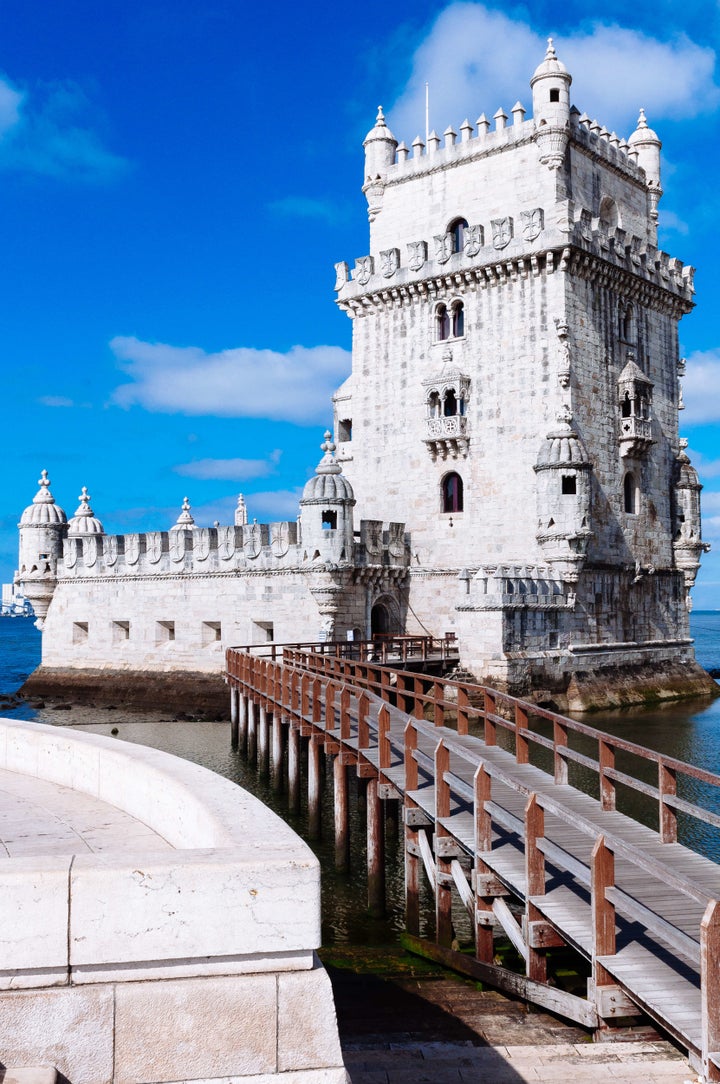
[16,471,67,628]
[333,41,712,706]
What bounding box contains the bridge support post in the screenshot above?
[247,698,257,765]
[435,741,453,948]
[257,706,269,774]
[525,794,547,984]
[230,687,239,747]
[333,757,350,872]
[308,736,322,839]
[367,776,385,918]
[288,725,301,812]
[271,713,284,791]
[238,693,248,752]
[404,723,420,936]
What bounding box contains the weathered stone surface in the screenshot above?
[113,975,277,1083]
[278,963,345,1072]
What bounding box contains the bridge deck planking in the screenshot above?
[228,651,720,1080]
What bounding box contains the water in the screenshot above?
[1,613,719,942]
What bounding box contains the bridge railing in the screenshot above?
[226,646,720,1077]
[226,635,459,665]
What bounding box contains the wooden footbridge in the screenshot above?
[226,641,720,1082]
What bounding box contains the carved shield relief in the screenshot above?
[491,217,513,250]
[354,256,374,286]
[125,534,140,566]
[104,535,118,567]
[64,539,77,569]
[243,523,262,559]
[194,528,211,562]
[464,224,485,257]
[379,248,400,278]
[521,208,544,242]
[83,536,97,568]
[271,521,290,558]
[407,241,427,272]
[146,532,163,564]
[218,526,236,561]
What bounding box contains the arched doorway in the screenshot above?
[371,601,391,638]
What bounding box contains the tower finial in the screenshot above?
[376,105,386,126]
[546,36,556,59]
[38,469,50,489]
[637,107,648,129]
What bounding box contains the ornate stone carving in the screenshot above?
[169,532,186,563]
[104,535,118,567]
[555,319,571,388]
[407,240,427,272]
[243,522,262,559]
[271,521,290,558]
[491,217,513,249]
[83,536,97,568]
[434,233,454,264]
[354,256,374,285]
[218,526,236,561]
[388,522,405,559]
[333,261,349,291]
[195,528,211,562]
[65,539,77,569]
[464,224,484,257]
[146,532,163,564]
[125,535,140,566]
[379,248,400,278]
[521,208,544,242]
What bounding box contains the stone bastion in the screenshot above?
[0,717,347,1084]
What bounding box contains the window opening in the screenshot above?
[322,510,338,530]
[436,303,450,341]
[428,391,441,418]
[549,88,560,102]
[156,620,175,643]
[624,473,637,514]
[451,300,464,337]
[443,390,458,417]
[338,418,352,442]
[450,218,468,254]
[442,472,464,513]
[72,621,89,645]
[112,620,130,642]
[561,476,577,495]
[202,621,222,645]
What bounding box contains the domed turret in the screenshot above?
[673,440,710,606]
[363,106,398,182]
[300,431,355,563]
[628,109,662,229]
[67,487,105,536]
[16,470,68,628]
[534,413,593,580]
[531,39,572,169]
[170,496,197,531]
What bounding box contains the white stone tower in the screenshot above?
[332,41,712,704]
[16,471,67,628]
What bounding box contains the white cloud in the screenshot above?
[0,73,127,181]
[387,5,719,143]
[690,450,720,481]
[110,337,351,425]
[38,395,74,408]
[174,451,282,481]
[682,350,720,426]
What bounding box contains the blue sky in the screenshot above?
[3,0,720,607]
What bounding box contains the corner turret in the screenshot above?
[628,109,663,232]
[299,432,355,564]
[171,497,197,532]
[16,470,67,628]
[67,487,105,536]
[672,439,710,607]
[363,106,397,220]
[531,39,572,169]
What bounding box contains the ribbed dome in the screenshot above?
[628,109,660,147]
[531,39,571,84]
[67,487,104,536]
[363,105,397,147]
[19,470,67,527]
[170,496,197,531]
[536,418,590,468]
[676,444,701,489]
[301,432,355,504]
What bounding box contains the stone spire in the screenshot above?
[628,108,662,228]
[234,493,248,527]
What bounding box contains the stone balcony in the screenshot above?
[619,414,653,456]
[424,414,469,459]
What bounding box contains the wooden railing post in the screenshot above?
[457,685,469,736]
[325,681,336,734]
[433,682,444,728]
[515,703,529,764]
[404,722,420,935]
[340,685,350,741]
[701,899,720,1082]
[553,718,568,785]
[378,705,391,771]
[591,836,616,991]
[483,690,497,746]
[357,692,369,751]
[434,739,453,947]
[474,763,494,963]
[598,740,616,811]
[524,793,546,983]
[659,761,678,844]
[311,677,322,725]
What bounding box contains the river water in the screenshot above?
[1,613,719,945]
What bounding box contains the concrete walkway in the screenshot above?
[0,766,173,857]
[328,964,696,1084]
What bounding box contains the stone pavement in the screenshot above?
[326,961,696,1084]
[0,766,173,857]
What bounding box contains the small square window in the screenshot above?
[72,621,89,645]
[112,620,130,642]
[561,475,577,495]
[202,621,222,645]
[156,620,175,644]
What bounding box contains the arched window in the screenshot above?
[451,299,464,337]
[624,472,637,514]
[428,391,441,418]
[436,303,450,341]
[620,303,635,342]
[599,196,618,230]
[441,472,464,513]
[449,218,468,254]
[443,389,458,416]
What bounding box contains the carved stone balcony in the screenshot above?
[424,415,469,459]
[619,415,653,457]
